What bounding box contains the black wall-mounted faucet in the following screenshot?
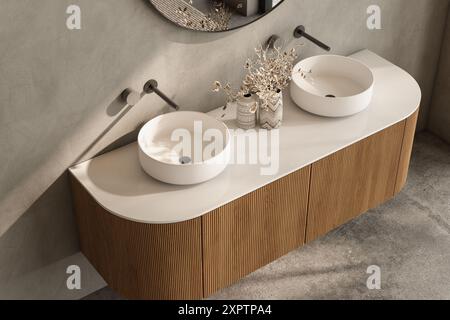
[121,80,180,111]
[294,25,331,52]
[144,80,180,111]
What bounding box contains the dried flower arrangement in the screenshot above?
[243,45,297,110]
[212,81,241,101]
[212,44,298,110]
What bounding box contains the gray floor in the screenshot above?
[84,132,450,300]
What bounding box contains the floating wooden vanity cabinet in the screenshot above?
[69,51,421,300]
[70,111,418,300]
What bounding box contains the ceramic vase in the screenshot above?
[259,90,283,130]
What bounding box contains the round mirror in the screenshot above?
[150,0,285,32]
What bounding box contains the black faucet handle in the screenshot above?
[144,79,159,94]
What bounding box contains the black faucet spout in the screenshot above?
[294,25,331,52]
[144,80,180,111]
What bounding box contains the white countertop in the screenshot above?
[70,50,421,224]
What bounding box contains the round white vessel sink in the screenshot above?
[291,55,374,117]
[138,111,231,185]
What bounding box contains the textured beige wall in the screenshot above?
[0,0,448,299]
[429,8,450,144]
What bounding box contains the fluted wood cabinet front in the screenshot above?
[305,121,407,242]
[201,167,311,296]
[71,178,203,300]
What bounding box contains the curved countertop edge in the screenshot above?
[69,49,421,225]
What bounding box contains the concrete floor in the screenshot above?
[84,132,450,300]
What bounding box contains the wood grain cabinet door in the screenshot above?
[306,121,406,243]
[202,167,311,296]
[71,178,203,300]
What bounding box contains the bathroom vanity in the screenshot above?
[70,50,420,300]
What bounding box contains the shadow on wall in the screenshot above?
[73,93,134,165]
[428,6,450,144]
[0,125,145,299]
[407,3,450,131]
[0,173,79,295]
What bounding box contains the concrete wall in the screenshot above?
[0,0,448,299]
[429,8,450,144]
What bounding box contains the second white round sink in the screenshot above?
[138,111,231,185]
[291,55,374,117]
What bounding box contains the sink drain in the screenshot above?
[325,94,336,98]
[179,156,192,165]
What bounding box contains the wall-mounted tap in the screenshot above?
[121,80,180,111]
[143,80,180,111]
[294,25,331,52]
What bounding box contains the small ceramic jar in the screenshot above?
[236,94,258,130]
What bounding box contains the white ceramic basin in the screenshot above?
[291,55,374,117]
[138,111,231,185]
